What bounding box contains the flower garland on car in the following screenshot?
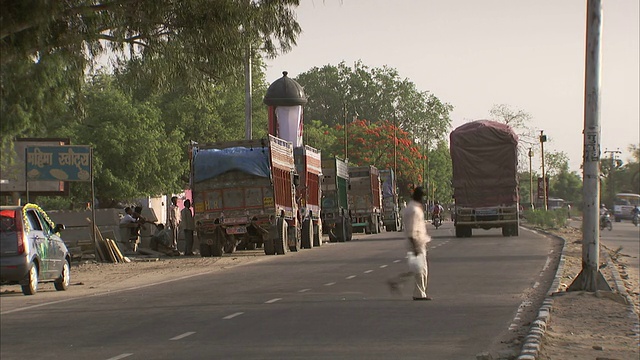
[22,203,58,234]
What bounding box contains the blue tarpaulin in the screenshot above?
[193,146,271,183]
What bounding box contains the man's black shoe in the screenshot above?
[412,296,432,301]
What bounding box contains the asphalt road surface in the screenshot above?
[0,222,558,360]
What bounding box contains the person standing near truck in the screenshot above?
[181,199,196,256]
[169,196,181,251]
[387,187,433,301]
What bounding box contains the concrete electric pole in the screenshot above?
[568,0,611,292]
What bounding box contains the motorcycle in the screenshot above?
[433,214,442,229]
[600,212,613,231]
[633,213,639,227]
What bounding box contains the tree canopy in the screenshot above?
[1,0,301,146]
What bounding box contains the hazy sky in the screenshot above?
[265,0,639,173]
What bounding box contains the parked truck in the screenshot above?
[348,165,383,234]
[190,135,300,256]
[294,145,323,248]
[380,169,402,231]
[449,120,520,238]
[320,157,352,242]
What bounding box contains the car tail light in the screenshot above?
[15,213,25,254]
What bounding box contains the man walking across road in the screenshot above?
[181,199,196,256]
[387,186,432,300]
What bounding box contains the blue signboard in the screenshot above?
[26,146,91,182]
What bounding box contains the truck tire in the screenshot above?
[288,226,300,252]
[200,243,212,257]
[465,226,473,237]
[328,227,339,243]
[512,225,519,236]
[211,229,224,257]
[346,222,353,241]
[275,218,288,255]
[301,219,313,249]
[264,238,275,255]
[338,221,347,242]
[502,226,510,237]
[312,223,322,247]
[455,226,464,238]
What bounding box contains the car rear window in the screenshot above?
[1,209,19,254]
[1,209,18,233]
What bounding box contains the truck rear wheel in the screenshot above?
[312,223,322,247]
[288,226,300,252]
[338,221,347,242]
[211,229,224,257]
[275,218,288,255]
[301,219,313,249]
[264,238,275,255]
[200,243,212,257]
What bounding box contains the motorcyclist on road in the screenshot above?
[632,206,640,226]
[599,204,609,217]
[431,202,444,223]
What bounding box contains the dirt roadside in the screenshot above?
[535,225,639,360]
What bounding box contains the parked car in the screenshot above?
[0,204,71,295]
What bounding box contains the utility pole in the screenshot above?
[539,130,548,210]
[569,0,611,292]
[244,44,252,140]
[529,148,534,209]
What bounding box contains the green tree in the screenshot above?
[1,0,301,146]
[294,61,453,144]
[550,169,582,206]
[65,76,184,206]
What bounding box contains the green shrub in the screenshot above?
[524,209,568,229]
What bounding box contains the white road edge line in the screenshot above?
[223,312,244,320]
[265,298,282,304]
[170,332,196,341]
[106,354,134,360]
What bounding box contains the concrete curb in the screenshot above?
[516,226,566,360]
[517,225,640,359]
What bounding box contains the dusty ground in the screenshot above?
[537,225,639,360]
[1,229,638,359]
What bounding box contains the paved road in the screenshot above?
[0,222,558,360]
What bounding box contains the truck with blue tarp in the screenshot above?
[190,135,299,256]
[450,120,520,238]
[348,165,383,234]
[320,157,352,242]
[380,169,402,232]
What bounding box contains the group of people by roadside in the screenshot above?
[119,196,196,256]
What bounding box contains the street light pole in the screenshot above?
[540,130,548,211]
[528,148,534,209]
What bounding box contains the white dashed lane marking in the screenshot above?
[346,275,356,279]
[393,260,401,263]
[106,354,133,360]
[380,265,388,268]
[169,332,196,340]
[324,282,336,286]
[298,288,311,293]
[223,312,244,320]
[265,298,282,304]
[364,270,373,274]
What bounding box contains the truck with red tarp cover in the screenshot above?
[190,135,298,256]
[293,145,323,248]
[450,120,520,238]
[348,165,383,234]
